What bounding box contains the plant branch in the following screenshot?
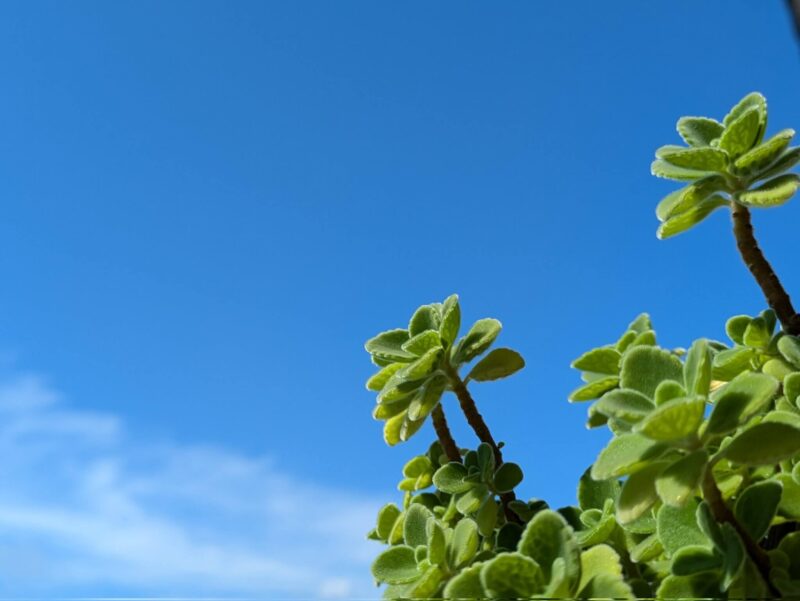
[701,469,779,597]
[431,404,462,463]
[731,202,800,335]
[444,364,522,524]
[787,0,800,45]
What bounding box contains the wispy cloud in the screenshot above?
[0,373,381,597]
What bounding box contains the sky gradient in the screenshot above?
[0,1,799,596]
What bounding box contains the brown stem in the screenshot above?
[701,469,779,597]
[444,365,522,524]
[787,0,800,44]
[731,203,800,335]
[431,404,462,463]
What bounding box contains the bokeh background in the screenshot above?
[1,0,799,596]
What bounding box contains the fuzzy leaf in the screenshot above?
[453,318,501,364]
[719,105,761,158]
[371,545,419,584]
[366,362,404,392]
[620,346,684,398]
[569,376,619,402]
[409,305,440,337]
[738,174,800,208]
[456,484,489,515]
[403,504,433,547]
[578,544,623,592]
[724,422,800,465]
[657,194,728,239]
[594,388,654,423]
[443,563,483,599]
[743,316,772,348]
[657,146,728,171]
[432,462,471,494]
[592,433,666,480]
[571,347,621,375]
[734,128,795,173]
[578,573,633,600]
[401,330,442,356]
[480,552,544,598]
[684,339,713,395]
[651,159,711,181]
[723,92,767,129]
[466,347,525,382]
[633,396,705,442]
[657,499,708,556]
[735,480,782,540]
[578,468,621,510]
[677,116,724,147]
[656,449,708,507]
[726,315,751,344]
[439,294,460,347]
[376,503,402,541]
[406,374,447,422]
[449,518,479,568]
[785,373,800,405]
[365,329,415,363]
[654,380,687,406]
[383,412,405,446]
[494,462,524,494]
[712,346,756,380]
[755,146,800,181]
[617,461,669,524]
[707,371,779,435]
[518,509,580,585]
[778,335,800,368]
[671,545,723,576]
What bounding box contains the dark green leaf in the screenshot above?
[707,371,779,435]
[494,462,524,493]
[656,449,708,507]
[723,92,767,130]
[466,348,525,382]
[754,146,800,181]
[735,480,782,540]
[671,545,723,576]
[407,374,447,421]
[725,422,800,465]
[743,316,772,348]
[617,461,669,524]
[658,499,708,556]
[578,468,621,510]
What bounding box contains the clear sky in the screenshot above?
[0,0,799,597]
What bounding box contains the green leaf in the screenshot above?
[442,563,484,599]
[569,376,619,402]
[630,532,663,562]
[657,194,728,239]
[734,128,795,173]
[656,449,708,507]
[407,374,447,421]
[456,484,489,514]
[684,339,713,395]
[409,305,440,337]
[723,92,767,130]
[376,503,402,541]
[594,388,654,424]
[433,462,471,494]
[785,373,800,405]
[633,396,706,442]
[406,565,444,599]
[403,347,443,380]
[365,329,415,363]
[617,461,669,524]
[378,366,426,403]
[453,318,501,364]
[763,358,795,380]
[712,346,756,380]
[401,330,441,356]
[466,348,525,382]
[439,294,460,347]
[778,335,800,368]
[372,398,409,420]
[620,346,684,398]
[578,544,623,592]
[719,105,761,158]
[707,371,779,435]
[658,499,708,556]
[654,380,687,406]
[449,518,479,568]
[677,116,725,147]
[735,480,782,540]
[720,523,745,590]
[657,146,728,171]
[657,176,731,223]
[726,315,751,344]
[494,462,523,494]
[518,509,580,586]
[371,545,419,584]
[755,146,800,181]
[744,316,772,349]
[578,468,621,510]
[725,422,800,465]
[383,412,405,446]
[402,454,433,480]
[777,473,800,518]
[366,362,405,392]
[403,504,433,547]
[671,545,723,576]
[578,573,633,600]
[592,433,667,480]
[571,347,621,375]
[399,412,427,443]
[426,519,446,566]
[475,495,498,536]
[480,553,544,598]
[651,159,712,181]
[656,572,722,600]
[738,173,800,208]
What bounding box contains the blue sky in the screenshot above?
[0,0,799,596]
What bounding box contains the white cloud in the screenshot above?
[0,372,382,597]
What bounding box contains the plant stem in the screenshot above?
[431,404,462,463]
[444,364,522,524]
[787,0,800,44]
[731,202,800,335]
[701,469,779,597]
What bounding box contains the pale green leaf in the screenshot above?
[726,315,751,344]
[654,380,687,406]
[657,146,728,171]
[578,468,621,510]
[409,305,440,337]
[592,432,667,480]
[403,504,432,547]
[466,347,525,382]
[449,518,479,568]
[738,174,800,208]
[371,545,419,584]
[376,503,402,541]
[657,175,730,223]
[677,116,724,147]
[578,573,634,600]
[594,388,654,423]
[778,334,800,368]
[657,499,708,556]
[479,553,544,598]
[712,346,756,381]
[406,374,447,421]
[651,159,712,181]
[571,347,621,375]
[620,345,684,398]
[569,376,620,402]
[453,318,501,364]
[578,544,622,593]
[734,128,795,173]
[707,371,779,435]
[517,509,580,585]
[365,329,415,363]
[657,194,728,239]
[401,330,442,356]
[754,146,800,181]
[432,462,471,494]
[671,545,723,576]
[719,105,761,157]
[439,294,460,348]
[634,396,705,442]
[684,338,713,395]
[366,362,404,392]
[656,449,708,507]
[442,563,484,599]
[617,461,669,524]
